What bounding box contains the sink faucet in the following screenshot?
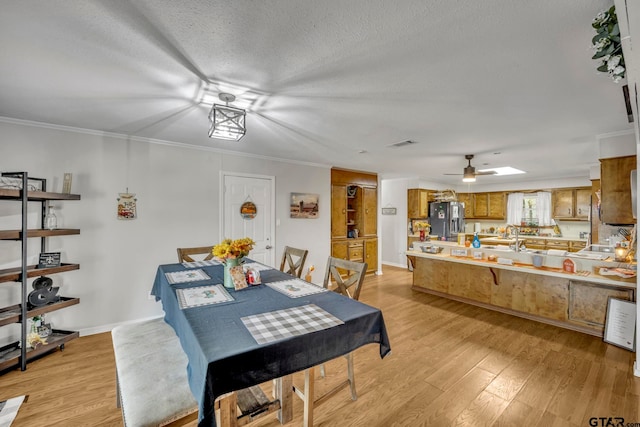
[506,225,521,252]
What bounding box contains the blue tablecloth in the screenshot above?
[151,261,391,427]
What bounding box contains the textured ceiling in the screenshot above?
[0,0,634,185]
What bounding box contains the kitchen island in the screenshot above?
[407,243,635,337]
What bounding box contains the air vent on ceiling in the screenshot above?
[389,140,417,148]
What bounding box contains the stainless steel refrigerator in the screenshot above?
[429,201,465,242]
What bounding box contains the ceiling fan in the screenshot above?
[444,154,497,182]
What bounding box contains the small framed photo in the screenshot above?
[62,173,73,194]
[290,193,319,219]
[37,252,61,269]
[603,297,636,351]
[381,207,397,215]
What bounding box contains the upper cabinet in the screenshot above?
[552,187,591,220]
[600,155,636,225]
[460,192,506,220]
[457,193,474,219]
[407,189,434,218]
[474,192,506,219]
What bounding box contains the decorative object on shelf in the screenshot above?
[117,190,137,220]
[62,172,72,194]
[28,277,60,308]
[414,221,430,241]
[37,252,61,268]
[208,93,246,141]
[44,205,57,230]
[434,189,457,202]
[290,193,319,219]
[212,237,255,289]
[240,199,257,220]
[591,5,625,83]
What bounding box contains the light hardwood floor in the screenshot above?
[2,265,639,426]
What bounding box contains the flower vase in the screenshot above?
[223,258,241,289]
[419,229,426,241]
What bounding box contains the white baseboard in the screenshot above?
[382,261,409,269]
[78,315,164,337]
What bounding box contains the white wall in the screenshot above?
[0,120,331,342]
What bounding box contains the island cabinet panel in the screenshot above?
[447,263,492,303]
[496,270,569,321]
[568,281,634,328]
[413,258,449,293]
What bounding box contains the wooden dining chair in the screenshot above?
[279,246,309,278]
[292,257,368,427]
[176,246,214,262]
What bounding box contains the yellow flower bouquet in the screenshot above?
[413,221,430,231]
[212,237,255,262]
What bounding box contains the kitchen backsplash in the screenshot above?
[464,219,590,239]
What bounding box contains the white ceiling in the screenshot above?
[0,0,635,185]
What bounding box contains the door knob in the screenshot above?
[265,245,273,249]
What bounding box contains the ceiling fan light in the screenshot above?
[208,95,246,141]
[462,174,476,183]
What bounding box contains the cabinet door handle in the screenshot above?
[365,209,368,214]
[342,209,345,214]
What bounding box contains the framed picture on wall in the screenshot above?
[290,193,319,219]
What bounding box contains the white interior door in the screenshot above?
[222,173,275,266]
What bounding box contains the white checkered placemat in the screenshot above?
[165,269,211,284]
[181,259,221,268]
[241,304,344,345]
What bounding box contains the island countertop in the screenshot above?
[406,248,636,289]
[407,248,636,337]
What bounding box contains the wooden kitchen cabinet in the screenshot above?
[600,155,636,225]
[457,193,474,218]
[331,184,347,238]
[365,238,378,275]
[362,186,377,236]
[469,192,506,219]
[407,188,434,218]
[552,187,591,220]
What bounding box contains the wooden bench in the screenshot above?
[112,318,199,426]
[112,318,287,427]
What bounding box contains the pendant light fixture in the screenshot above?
[208,93,246,141]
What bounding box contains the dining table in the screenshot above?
[151,259,391,427]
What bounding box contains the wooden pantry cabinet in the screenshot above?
[331,168,378,274]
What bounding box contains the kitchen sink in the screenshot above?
[580,245,614,253]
